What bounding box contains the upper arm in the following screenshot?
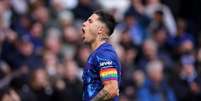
[97,55,119,83]
[96,52,120,96]
[100,67,119,87]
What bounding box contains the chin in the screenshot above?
[83,39,88,44]
[82,37,92,44]
[83,41,87,44]
[83,40,91,45]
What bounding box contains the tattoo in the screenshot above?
[99,35,109,41]
[91,89,113,101]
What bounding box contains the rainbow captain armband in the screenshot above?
[99,68,118,81]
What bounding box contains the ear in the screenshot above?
[97,26,104,34]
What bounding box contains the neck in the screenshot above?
[91,39,107,51]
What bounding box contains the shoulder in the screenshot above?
[95,47,118,65]
[95,43,117,59]
[93,43,120,69]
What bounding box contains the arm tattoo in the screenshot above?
[91,89,113,101]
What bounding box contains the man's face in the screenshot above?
[82,14,102,44]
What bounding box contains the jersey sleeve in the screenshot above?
[96,51,119,82]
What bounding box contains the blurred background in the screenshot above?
[0,0,201,101]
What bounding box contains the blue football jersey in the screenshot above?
[82,42,121,101]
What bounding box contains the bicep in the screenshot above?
[99,68,119,96]
[99,68,118,81]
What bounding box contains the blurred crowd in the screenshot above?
[0,0,201,101]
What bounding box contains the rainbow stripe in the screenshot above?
[100,68,118,81]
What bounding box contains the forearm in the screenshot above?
[91,85,119,101]
[93,67,119,101]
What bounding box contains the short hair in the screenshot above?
[146,60,163,75]
[94,10,117,36]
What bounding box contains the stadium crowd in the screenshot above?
[0,0,201,101]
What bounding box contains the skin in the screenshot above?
[82,14,119,101]
[82,14,108,51]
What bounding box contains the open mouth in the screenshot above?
[81,28,85,40]
[82,28,85,34]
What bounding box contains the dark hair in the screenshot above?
[94,10,117,36]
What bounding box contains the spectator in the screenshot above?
[119,29,135,49]
[144,0,177,36]
[171,18,195,51]
[136,60,176,101]
[44,27,61,56]
[10,14,33,37]
[74,46,90,68]
[124,0,150,28]
[172,55,201,101]
[148,10,168,36]
[151,26,174,69]
[52,59,82,101]
[125,0,145,19]
[30,21,44,55]
[73,0,95,21]
[43,51,59,77]
[10,35,42,70]
[0,0,12,28]
[137,39,158,70]
[0,88,21,101]
[28,68,52,101]
[61,25,81,60]
[121,47,138,86]
[32,5,49,25]
[122,14,147,46]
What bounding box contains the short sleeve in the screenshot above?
[96,52,118,82]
